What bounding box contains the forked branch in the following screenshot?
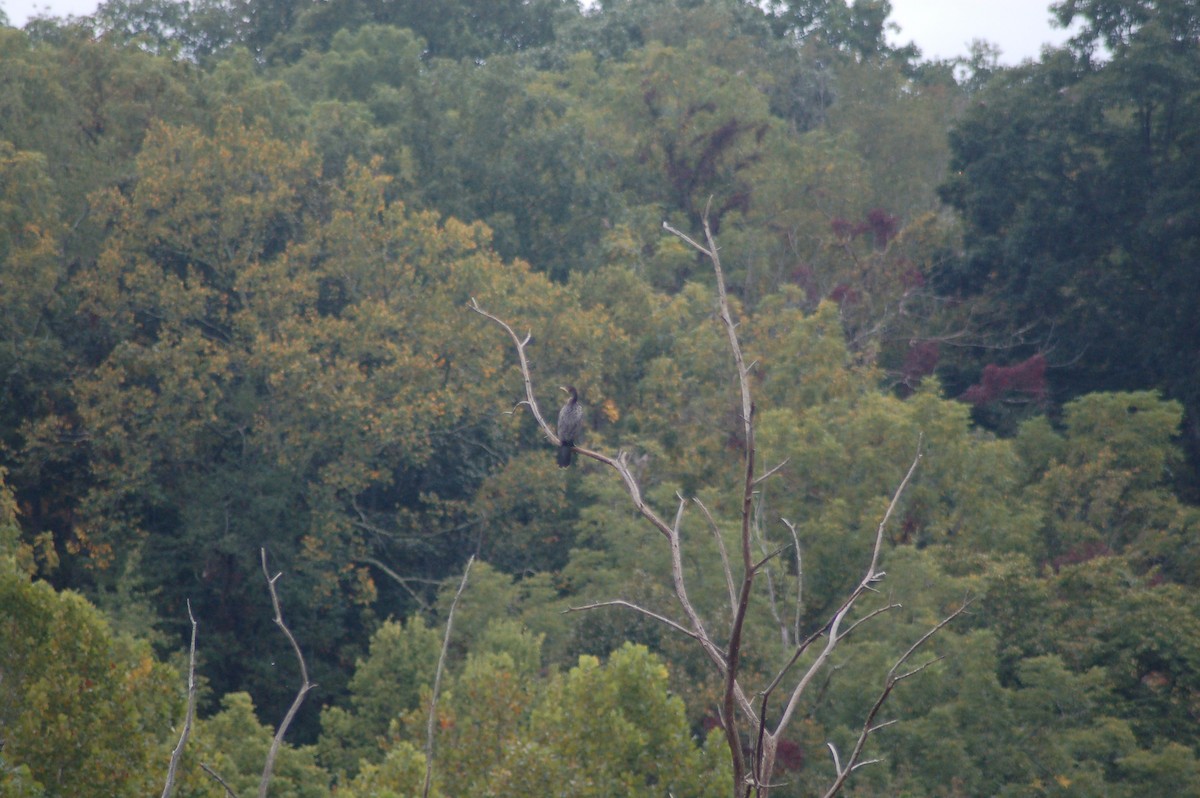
[468,300,741,701]
[466,299,556,440]
[768,444,922,738]
[820,598,974,798]
[665,208,758,794]
[471,213,960,798]
[164,555,318,798]
[259,548,315,798]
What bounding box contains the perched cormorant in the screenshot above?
[556,385,584,468]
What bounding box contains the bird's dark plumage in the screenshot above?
[556,385,584,468]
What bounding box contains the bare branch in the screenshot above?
[781,519,803,644]
[753,458,789,486]
[751,543,792,575]
[259,549,315,798]
[356,556,433,612]
[819,599,973,798]
[200,763,239,798]
[894,655,946,682]
[161,601,198,798]
[888,605,969,681]
[467,298,556,442]
[826,742,842,776]
[672,493,688,536]
[565,599,718,650]
[754,503,789,648]
[661,220,713,258]
[774,441,923,732]
[694,496,738,616]
[838,603,902,642]
[668,206,761,795]
[867,719,899,734]
[424,556,474,798]
[664,213,752,463]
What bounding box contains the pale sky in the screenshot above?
[2,0,1074,65]
[887,0,1075,64]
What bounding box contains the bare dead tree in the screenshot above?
[160,601,197,798]
[258,547,315,798]
[423,555,474,798]
[164,551,317,798]
[468,209,967,798]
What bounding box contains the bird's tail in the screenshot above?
[557,443,574,468]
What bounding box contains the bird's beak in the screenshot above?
[558,386,569,393]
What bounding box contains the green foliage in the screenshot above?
[470,451,578,573]
[28,105,595,724]
[0,143,64,447]
[270,0,574,63]
[369,643,728,798]
[172,692,331,798]
[0,557,177,797]
[1017,392,1196,574]
[768,0,918,61]
[939,0,1200,477]
[317,614,440,776]
[515,644,728,797]
[2,2,1200,795]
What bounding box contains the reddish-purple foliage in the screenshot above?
[699,715,804,774]
[903,341,940,383]
[775,739,805,772]
[789,262,819,303]
[830,216,860,240]
[830,208,900,249]
[1049,541,1112,572]
[961,354,1047,406]
[829,283,860,305]
[865,208,900,249]
[901,265,925,289]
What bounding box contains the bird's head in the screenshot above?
[559,385,577,400]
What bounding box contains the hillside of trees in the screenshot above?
[2,0,1199,795]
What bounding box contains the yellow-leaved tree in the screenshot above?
[39,106,627,723]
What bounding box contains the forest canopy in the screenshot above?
[2,1,1199,796]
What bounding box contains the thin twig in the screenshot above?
[357,556,434,611]
[781,519,803,644]
[819,599,973,798]
[838,603,903,642]
[751,544,792,575]
[424,556,474,798]
[565,599,719,651]
[753,458,790,486]
[161,601,198,798]
[200,763,239,798]
[753,494,789,647]
[694,497,738,617]
[259,548,315,798]
[763,441,923,747]
[467,299,555,442]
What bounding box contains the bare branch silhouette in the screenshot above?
[471,212,964,798]
[161,601,197,798]
[424,555,474,798]
[259,548,315,798]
